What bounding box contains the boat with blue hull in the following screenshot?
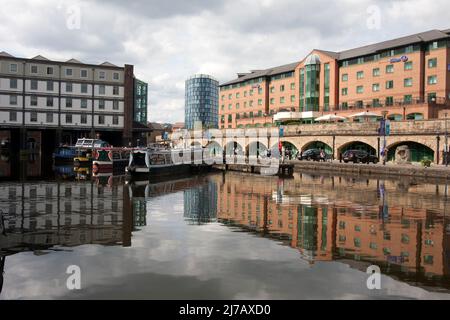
[52,146,77,163]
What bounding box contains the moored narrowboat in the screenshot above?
[92,148,132,176]
[73,138,109,167]
[125,146,203,180]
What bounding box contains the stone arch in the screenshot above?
[301,140,333,154]
[224,141,244,155]
[386,141,434,162]
[245,141,268,158]
[338,140,377,156]
[387,114,403,121]
[205,141,223,156]
[269,141,299,159]
[190,141,202,147]
[406,112,424,120]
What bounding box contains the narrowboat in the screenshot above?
[73,138,109,167]
[125,145,205,180]
[92,148,132,176]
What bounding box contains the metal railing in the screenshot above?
[331,96,450,112]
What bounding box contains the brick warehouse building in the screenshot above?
[219,29,450,129]
[0,52,149,150]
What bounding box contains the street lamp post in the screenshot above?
[381,111,388,165]
[445,113,448,167]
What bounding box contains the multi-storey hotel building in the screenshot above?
[220,29,450,128]
[0,52,148,147]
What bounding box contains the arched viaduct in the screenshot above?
[184,120,447,164]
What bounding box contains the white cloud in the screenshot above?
[1,0,449,123]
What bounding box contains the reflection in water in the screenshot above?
[0,162,449,298]
[216,172,450,291]
[184,180,217,224]
[0,177,143,295]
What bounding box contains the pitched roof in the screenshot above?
[0,51,14,57]
[31,55,50,61]
[221,29,450,86]
[315,49,340,59]
[100,61,118,67]
[221,61,299,86]
[338,29,449,60]
[66,58,83,64]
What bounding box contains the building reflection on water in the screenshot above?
[0,175,149,295]
[215,172,450,290]
[1,149,450,294]
[184,180,218,224]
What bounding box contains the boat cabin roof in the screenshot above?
[75,138,109,148]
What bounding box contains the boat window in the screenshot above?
[133,153,147,166]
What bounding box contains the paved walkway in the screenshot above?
[286,159,450,179]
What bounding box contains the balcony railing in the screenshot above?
[331,96,450,112]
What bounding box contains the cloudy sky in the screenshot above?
[1,0,449,123]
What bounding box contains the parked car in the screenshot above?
[342,150,378,164]
[298,149,330,161]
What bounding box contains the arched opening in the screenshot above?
[224,141,244,155]
[302,141,332,154]
[271,141,299,158]
[406,113,424,120]
[339,141,377,156]
[205,141,222,157]
[387,141,434,162]
[387,114,403,121]
[245,141,268,158]
[190,141,202,147]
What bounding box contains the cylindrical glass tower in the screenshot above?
[185,74,219,130]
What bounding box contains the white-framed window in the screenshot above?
[113,115,119,125]
[81,69,88,78]
[81,83,88,93]
[10,63,18,73]
[113,86,119,95]
[113,72,119,80]
[99,85,105,95]
[81,99,88,108]
[30,111,38,122]
[47,81,54,91]
[66,68,73,76]
[113,100,119,110]
[31,65,38,74]
[30,95,38,106]
[46,113,53,123]
[404,78,413,87]
[66,83,73,92]
[66,98,72,108]
[99,100,105,109]
[30,80,38,90]
[47,67,53,75]
[99,71,106,79]
[46,96,53,107]
[10,78,17,89]
[66,114,72,123]
[428,75,437,85]
[372,83,380,92]
[10,95,17,105]
[81,114,87,124]
[98,115,105,124]
[9,111,17,122]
